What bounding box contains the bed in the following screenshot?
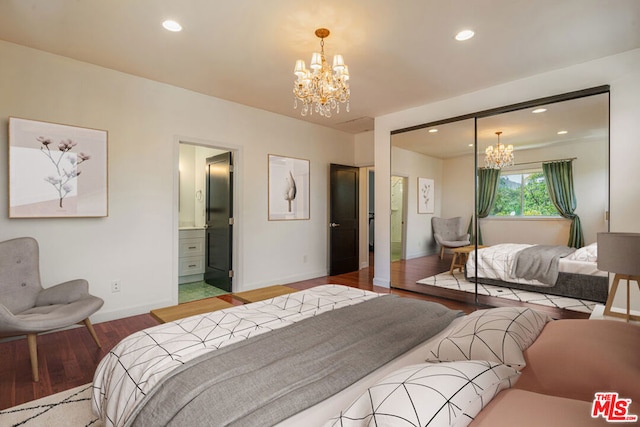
[465,242,608,303]
[91,284,637,427]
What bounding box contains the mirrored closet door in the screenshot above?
[389,87,610,312]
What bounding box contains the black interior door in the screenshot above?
[329,164,359,275]
[204,152,233,291]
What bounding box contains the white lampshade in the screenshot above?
[332,54,345,71]
[310,52,322,70]
[294,60,306,77]
[597,232,640,276]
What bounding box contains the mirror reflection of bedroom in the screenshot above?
[390,89,609,318]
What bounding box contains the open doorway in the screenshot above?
[178,143,233,303]
[390,175,407,262]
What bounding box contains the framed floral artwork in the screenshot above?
[8,117,108,218]
[418,177,434,214]
[268,154,310,220]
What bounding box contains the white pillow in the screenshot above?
[565,242,598,262]
[425,307,550,369]
[323,361,520,427]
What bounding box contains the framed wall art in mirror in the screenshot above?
[8,117,108,218]
[417,177,434,214]
[268,154,310,221]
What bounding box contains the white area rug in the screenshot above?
[417,271,597,314]
[0,383,99,427]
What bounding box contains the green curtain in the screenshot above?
[469,168,501,245]
[542,160,584,248]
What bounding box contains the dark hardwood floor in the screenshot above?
[0,313,160,411]
[0,252,586,410]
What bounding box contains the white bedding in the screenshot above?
[466,243,605,287]
[92,285,464,427]
[92,285,381,427]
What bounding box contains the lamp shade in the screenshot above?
[294,60,306,77]
[310,52,322,70]
[597,232,640,275]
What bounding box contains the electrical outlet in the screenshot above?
[111,280,121,293]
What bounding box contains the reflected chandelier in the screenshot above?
[293,28,350,117]
[485,131,514,169]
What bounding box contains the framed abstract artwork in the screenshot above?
[418,177,434,214]
[268,154,310,220]
[8,117,108,218]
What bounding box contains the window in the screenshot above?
[490,170,559,216]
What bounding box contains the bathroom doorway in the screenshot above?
[178,143,232,303]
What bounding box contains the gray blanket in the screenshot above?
[511,244,576,285]
[127,295,462,427]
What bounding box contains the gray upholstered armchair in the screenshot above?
[431,217,471,259]
[0,237,104,381]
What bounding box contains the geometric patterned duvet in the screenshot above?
[466,243,552,287]
[91,285,381,427]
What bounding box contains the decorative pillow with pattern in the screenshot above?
[323,360,520,427]
[425,307,550,369]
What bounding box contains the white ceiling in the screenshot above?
[392,92,609,159]
[0,1,638,134]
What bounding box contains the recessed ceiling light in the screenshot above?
[455,30,475,41]
[468,143,474,147]
[162,20,182,32]
[557,130,568,135]
[532,108,547,114]
[428,128,438,133]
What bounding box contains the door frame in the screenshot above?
[173,136,243,305]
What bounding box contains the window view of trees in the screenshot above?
[491,171,559,216]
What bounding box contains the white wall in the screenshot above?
[354,131,374,166]
[440,155,475,229]
[374,48,640,315]
[178,144,197,227]
[0,40,355,323]
[391,147,443,258]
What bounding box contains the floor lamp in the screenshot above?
[597,232,640,322]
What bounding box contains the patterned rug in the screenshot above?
[0,383,98,427]
[416,271,597,314]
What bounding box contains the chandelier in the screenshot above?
[485,131,514,169]
[293,28,350,117]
